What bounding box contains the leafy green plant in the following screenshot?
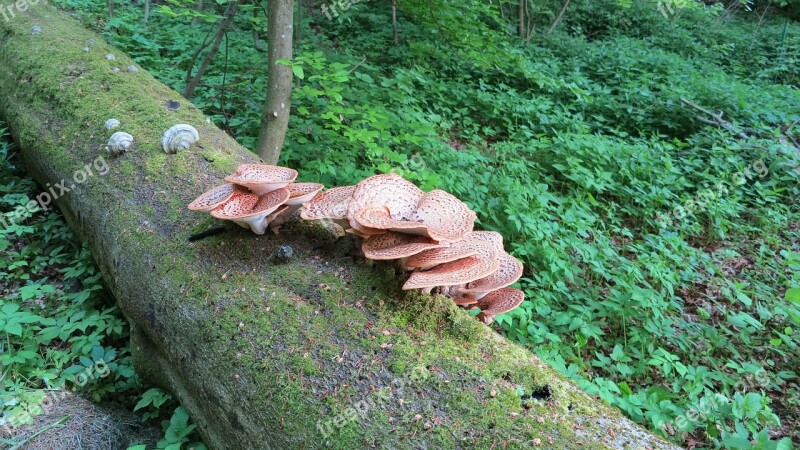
[0,124,204,447]
[157,407,206,450]
[134,388,175,421]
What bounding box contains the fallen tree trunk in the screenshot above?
[0,5,680,449]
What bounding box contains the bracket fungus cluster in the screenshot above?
[188,171,524,323]
[300,174,525,324]
[188,164,323,235]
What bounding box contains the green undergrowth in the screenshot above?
[0,124,207,449]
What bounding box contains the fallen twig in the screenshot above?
[680,97,751,140]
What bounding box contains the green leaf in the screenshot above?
[1,303,20,314]
[292,65,305,80]
[91,346,105,362]
[170,406,190,428]
[785,288,800,304]
[776,437,793,450]
[5,321,22,336]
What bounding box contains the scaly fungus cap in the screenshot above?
[211,188,290,235]
[353,188,476,243]
[476,288,525,324]
[409,189,476,242]
[353,205,427,236]
[402,255,501,290]
[346,174,424,234]
[300,185,356,221]
[361,232,444,260]
[457,252,523,299]
[188,183,239,213]
[285,183,325,206]
[404,231,503,270]
[224,164,298,196]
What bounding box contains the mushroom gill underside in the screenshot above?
[188,169,525,323]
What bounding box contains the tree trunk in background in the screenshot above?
[252,2,267,52]
[392,0,398,45]
[294,0,303,46]
[518,0,525,38]
[191,0,205,26]
[0,4,681,450]
[256,0,294,164]
[183,0,241,99]
[546,0,571,35]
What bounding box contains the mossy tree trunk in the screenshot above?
[0,5,680,450]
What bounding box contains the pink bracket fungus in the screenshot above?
[188,184,239,213]
[361,232,444,261]
[347,177,475,243]
[211,188,290,235]
[265,204,292,230]
[452,296,479,306]
[346,174,424,235]
[404,231,503,270]
[285,183,325,206]
[300,185,356,229]
[224,164,298,196]
[186,168,525,325]
[475,288,525,324]
[354,195,475,242]
[402,255,501,291]
[457,252,524,299]
[209,189,258,228]
[262,183,325,232]
[406,189,476,242]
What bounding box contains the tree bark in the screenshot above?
[256,0,294,164]
[294,0,302,46]
[183,0,241,99]
[191,0,205,26]
[546,0,571,36]
[0,5,681,450]
[518,0,525,38]
[392,0,398,45]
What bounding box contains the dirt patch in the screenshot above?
[4,392,160,450]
